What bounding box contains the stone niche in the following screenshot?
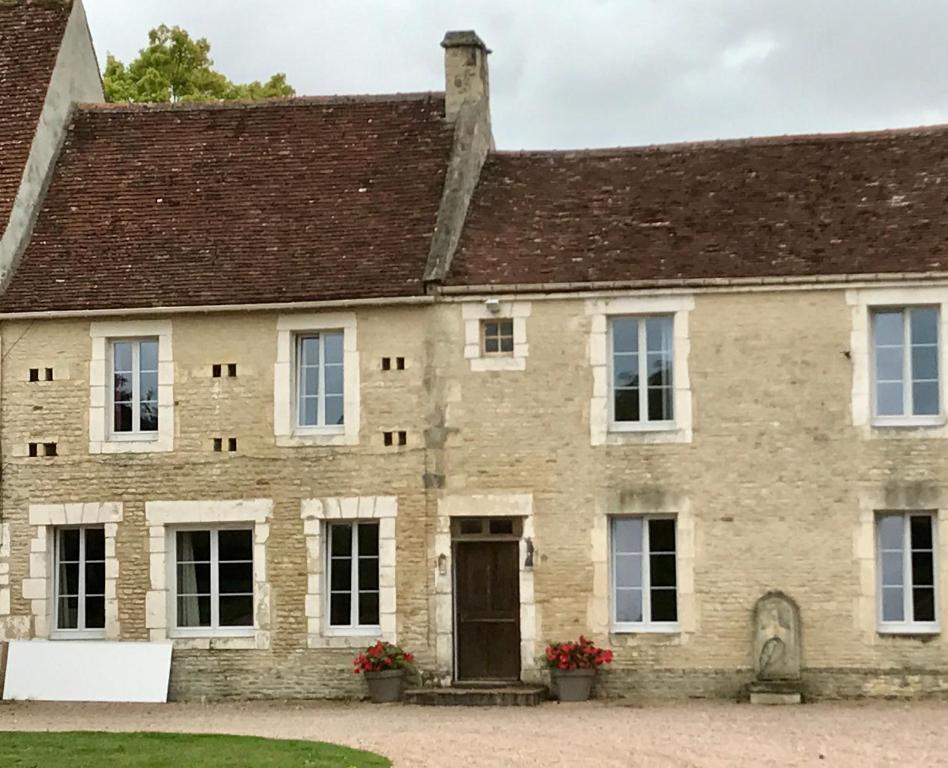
[750,592,803,704]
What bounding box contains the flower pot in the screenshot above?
[552,668,596,702]
[363,669,405,703]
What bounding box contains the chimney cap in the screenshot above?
[441,30,490,53]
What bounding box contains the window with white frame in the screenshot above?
[54,527,105,636]
[327,521,379,630]
[872,307,940,422]
[111,338,159,436]
[610,316,674,427]
[877,512,938,632]
[173,528,254,633]
[611,516,678,630]
[481,318,514,356]
[296,331,344,429]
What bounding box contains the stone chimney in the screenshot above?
[441,30,490,123]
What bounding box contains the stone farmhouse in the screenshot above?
[0,0,946,701]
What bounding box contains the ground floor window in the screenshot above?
[174,528,254,632]
[328,521,379,629]
[877,512,938,632]
[54,527,106,635]
[611,516,678,631]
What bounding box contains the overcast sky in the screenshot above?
[83,0,948,150]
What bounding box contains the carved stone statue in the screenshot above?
[750,592,802,703]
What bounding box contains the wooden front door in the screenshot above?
[455,539,521,682]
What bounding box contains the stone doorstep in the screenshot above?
[404,685,548,707]
[748,680,803,706]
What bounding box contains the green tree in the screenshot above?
[103,25,295,103]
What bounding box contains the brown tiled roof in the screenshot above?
[447,126,948,288]
[0,94,453,312]
[0,0,70,226]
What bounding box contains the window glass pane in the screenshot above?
[330,593,351,626]
[646,317,672,352]
[880,550,903,587]
[484,337,499,353]
[140,402,158,432]
[85,528,105,561]
[58,596,78,629]
[325,365,344,396]
[613,353,638,388]
[874,347,903,382]
[500,335,514,353]
[59,528,80,561]
[85,561,105,596]
[612,318,639,354]
[358,523,379,556]
[324,332,344,365]
[484,321,499,337]
[218,530,252,561]
[910,308,938,345]
[58,562,79,596]
[330,525,352,556]
[359,558,380,591]
[911,552,934,587]
[615,589,643,623]
[650,554,677,588]
[614,554,642,588]
[648,387,673,421]
[614,389,640,422]
[140,371,158,403]
[176,563,211,595]
[650,589,678,622]
[325,395,344,426]
[911,346,938,381]
[875,382,904,416]
[140,340,159,371]
[489,518,514,535]
[219,595,253,627]
[910,516,934,550]
[913,587,936,622]
[912,381,939,416]
[301,365,319,396]
[85,596,105,629]
[649,519,676,553]
[881,587,904,622]
[330,558,352,591]
[113,403,133,432]
[613,518,642,554]
[113,373,132,403]
[113,342,133,372]
[873,311,904,347]
[359,592,380,626]
[177,595,211,627]
[219,562,253,594]
[300,397,317,426]
[300,336,319,367]
[177,530,211,563]
[878,515,904,550]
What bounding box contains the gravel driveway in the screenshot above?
[1,698,946,767]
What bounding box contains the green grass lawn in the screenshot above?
[0,731,390,768]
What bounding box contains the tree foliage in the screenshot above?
[103,25,295,104]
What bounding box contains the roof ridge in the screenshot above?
[78,91,446,113]
[491,122,948,157]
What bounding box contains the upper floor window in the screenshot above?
[481,318,514,357]
[872,307,940,423]
[877,512,938,633]
[111,338,159,436]
[54,527,105,637]
[611,516,678,631]
[296,331,344,429]
[610,316,674,428]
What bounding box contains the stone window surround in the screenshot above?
[462,300,531,372]
[301,496,397,649]
[274,312,359,446]
[89,319,174,454]
[588,492,696,644]
[0,523,11,619]
[847,286,948,438]
[855,485,947,641]
[586,295,694,445]
[145,499,272,650]
[433,493,538,684]
[22,502,123,640]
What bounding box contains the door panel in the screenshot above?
[455,540,520,681]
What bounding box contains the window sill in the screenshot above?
[49,631,107,641]
[92,437,172,454]
[612,624,681,635]
[871,416,946,429]
[600,424,691,446]
[323,626,381,638]
[877,625,940,637]
[169,631,264,651]
[469,356,527,373]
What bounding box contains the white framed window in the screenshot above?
[296,331,344,429]
[877,512,939,633]
[481,318,514,357]
[609,316,674,429]
[327,521,380,631]
[53,527,106,638]
[172,527,254,636]
[872,307,940,424]
[110,338,159,437]
[611,516,679,632]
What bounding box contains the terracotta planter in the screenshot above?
[552,668,596,702]
[363,669,405,703]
